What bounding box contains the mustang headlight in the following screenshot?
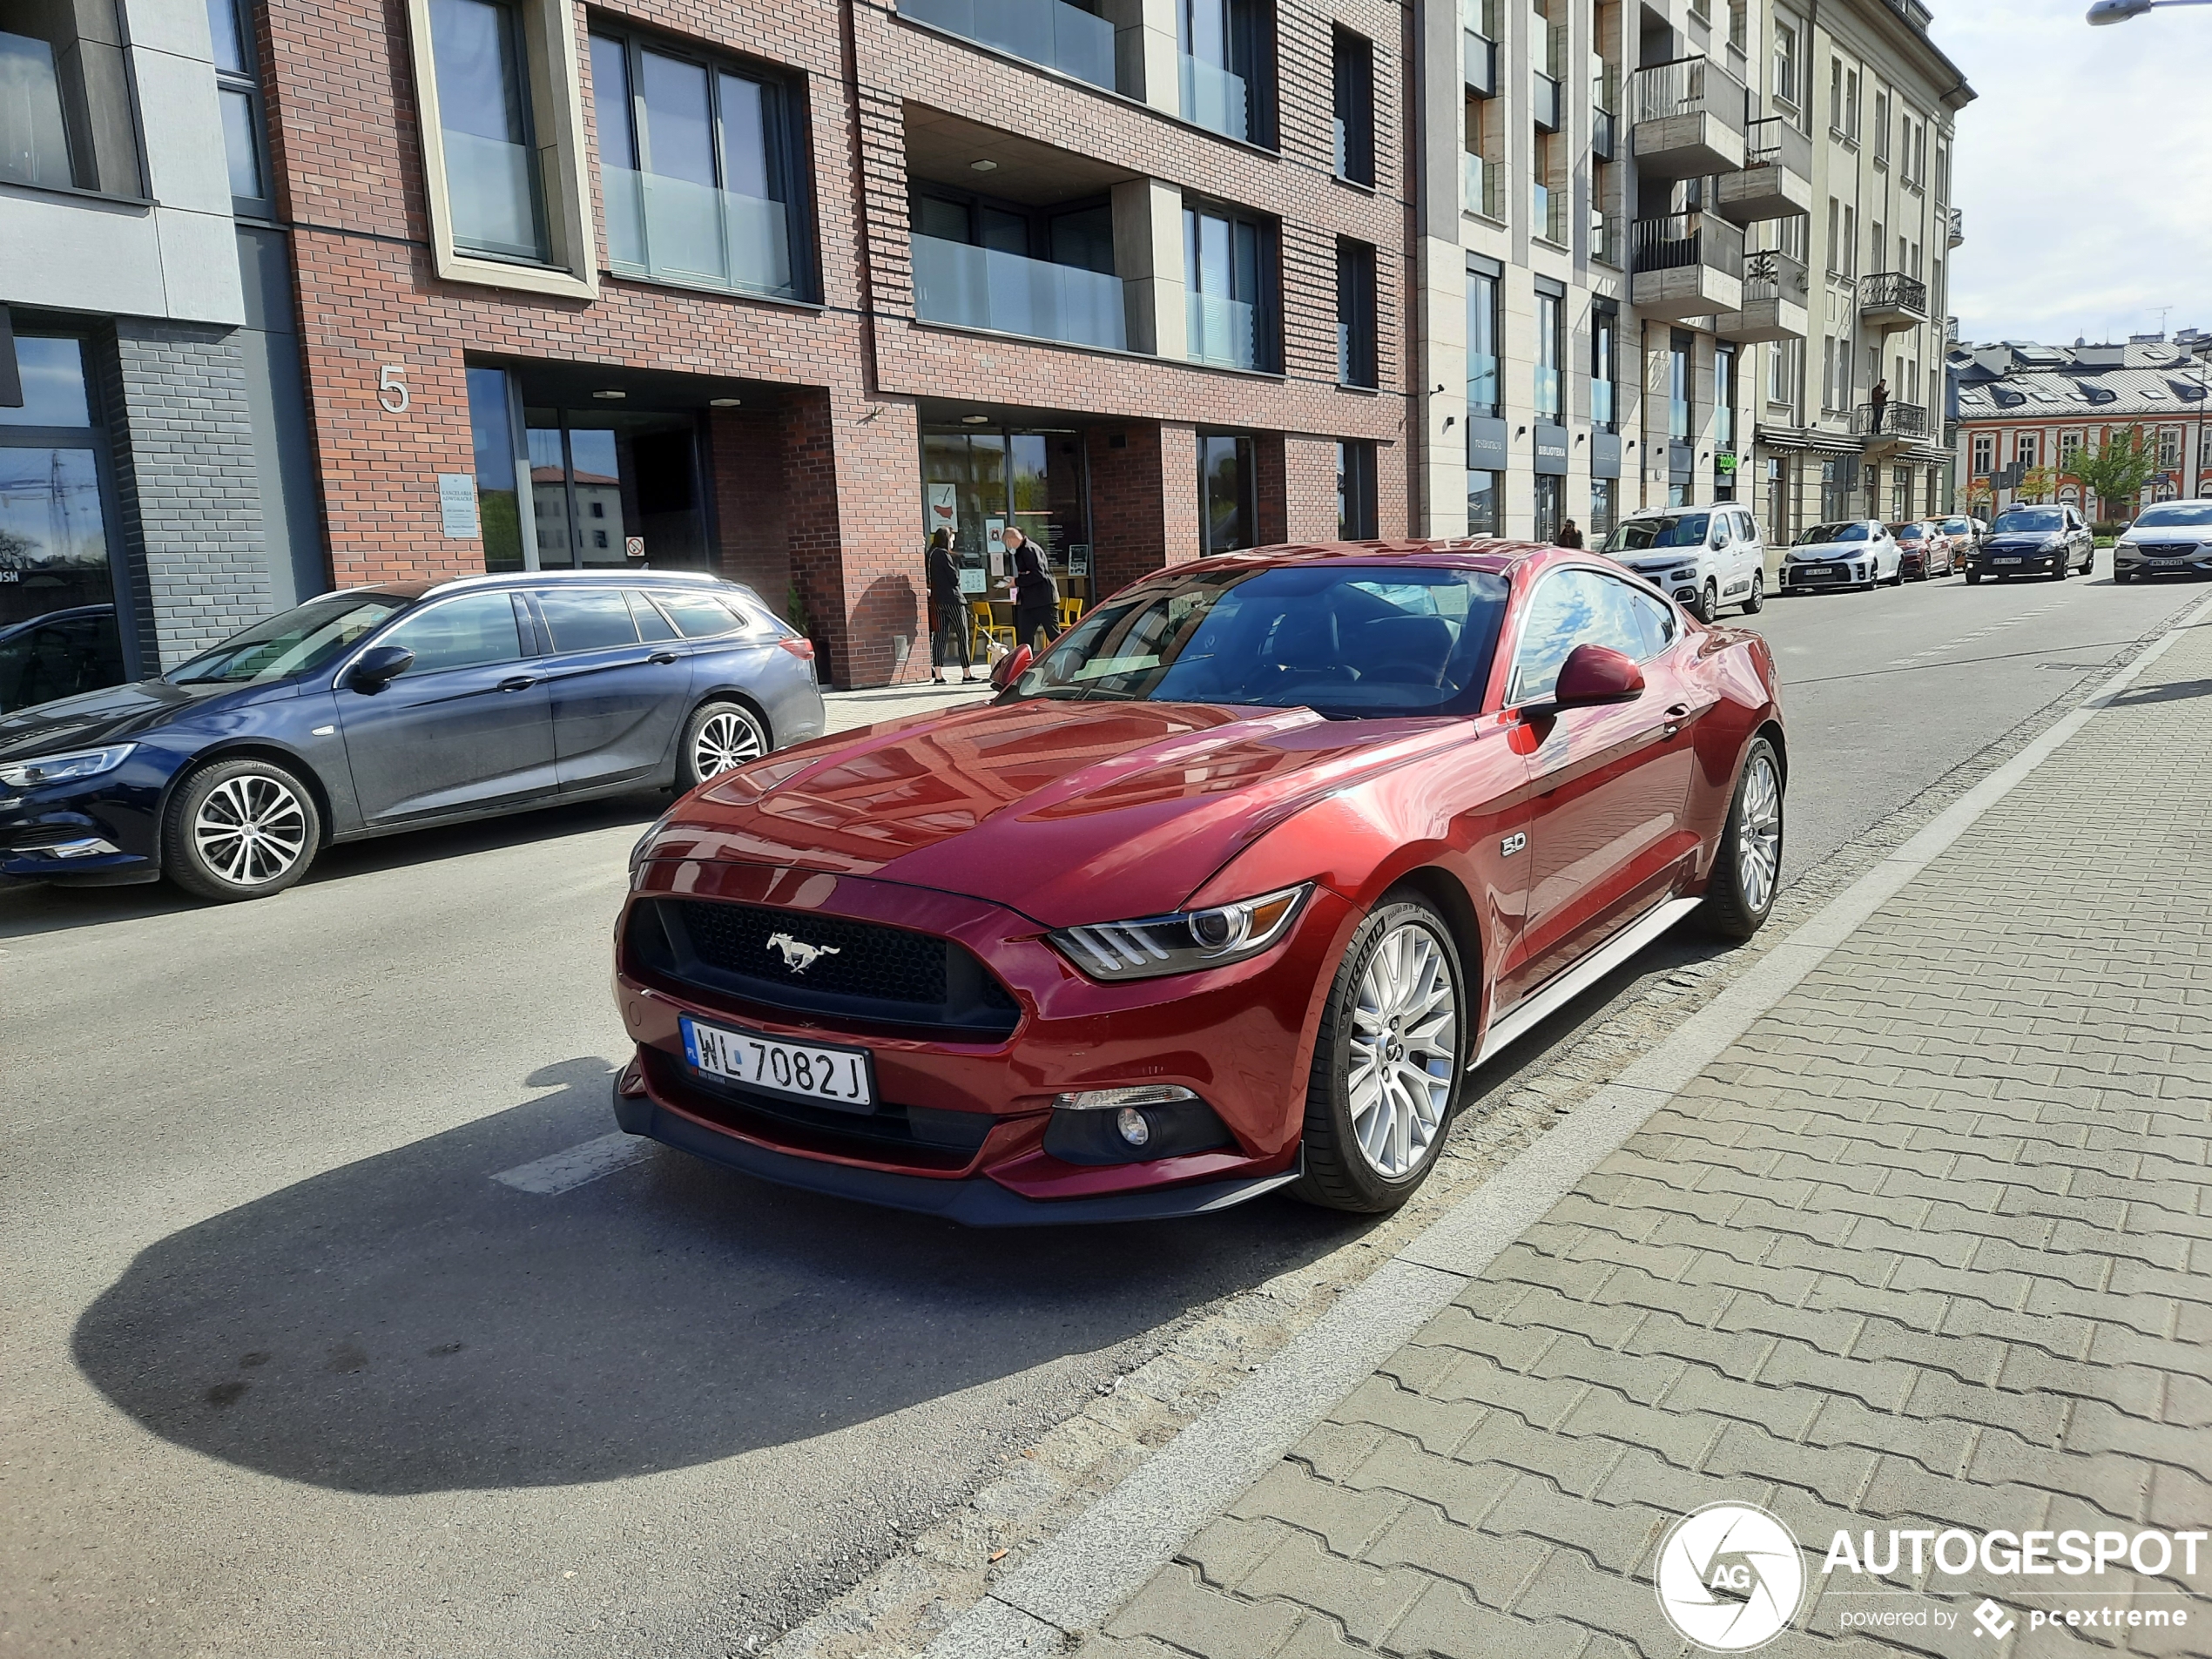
[0,743,135,788]
[628,810,675,884]
[1049,883,1312,981]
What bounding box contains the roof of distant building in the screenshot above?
[1949,334,2212,422]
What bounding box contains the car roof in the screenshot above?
[424,568,746,597]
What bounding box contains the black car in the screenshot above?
[0,604,125,715]
[0,572,825,901]
[1964,504,2094,584]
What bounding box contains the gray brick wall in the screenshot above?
[100,320,273,670]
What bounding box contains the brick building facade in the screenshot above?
[246,0,1414,686]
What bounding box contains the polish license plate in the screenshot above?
[1993,556,2021,565]
[2149,555,2188,566]
[681,1014,876,1111]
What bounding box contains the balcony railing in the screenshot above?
[1743,115,1811,174]
[912,233,1127,350]
[900,0,1115,91]
[602,165,796,299]
[1848,401,1930,440]
[1592,376,1615,429]
[1180,51,1250,140]
[1462,151,1501,219]
[1945,204,1964,246]
[1533,71,1563,132]
[1534,179,1567,245]
[1186,290,1259,369]
[1742,248,1808,305]
[1592,105,1615,158]
[1590,210,1622,266]
[1859,270,1929,316]
[1629,211,1744,280]
[1632,54,1747,132]
[1464,26,1497,95]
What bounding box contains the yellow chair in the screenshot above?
[1058,598,1085,630]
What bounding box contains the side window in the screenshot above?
[657,590,744,639]
[537,589,642,651]
[1617,582,1677,660]
[1511,570,1649,702]
[381,593,527,676]
[627,590,679,641]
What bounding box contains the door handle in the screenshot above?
[1663,702,1691,738]
[497,675,536,692]
[649,652,679,665]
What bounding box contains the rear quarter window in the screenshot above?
[656,591,746,639]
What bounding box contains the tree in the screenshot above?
[2067,425,2162,520]
[2014,465,2060,504]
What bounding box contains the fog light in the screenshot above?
[1116,1107,1150,1147]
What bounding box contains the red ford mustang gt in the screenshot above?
[612,541,1784,1224]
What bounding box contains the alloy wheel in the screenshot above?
[192,774,309,887]
[1345,923,1459,1179]
[1737,752,1783,913]
[692,710,764,779]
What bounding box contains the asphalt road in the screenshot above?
[1,562,2200,1658]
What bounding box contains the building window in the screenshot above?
[1466,263,1501,419]
[592,29,813,301]
[0,335,125,676]
[1331,27,1373,185]
[1462,91,1499,219]
[1533,474,1563,543]
[2017,434,2039,469]
[1669,329,1692,442]
[1764,455,1789,542]
[1972,432,1993,475]
[1590,476,1616,538]
[1872,89,1889,163]
[1197,432,1257,552]
[0,0,141,196]
[428,0,550,261]
[1891,464,1909,519]
[1534,290,1562,419]
[1728,0,1746,51]
[1336,238,1376,388]
[1591,303,1617,432]
[1178,0,1271,145]
[207,0,274,214]
[2160,428,2182,470]
[1184,202,1277,371]
[1468,470,1501,536]
[1337,440,1377,538]
[2060,429,2082,469]
[1715,343,1737,455]
[1829,58,1858,142]
[1532,128,1562,245]
[1771,17,1797,105]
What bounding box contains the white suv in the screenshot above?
[1598,504,1768,621]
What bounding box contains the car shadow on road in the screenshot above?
[71,1058,1361,1497]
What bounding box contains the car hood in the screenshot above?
[1785,541,1871,559]
[1616,550,1702,570]
[2123,528,2204,544]
[652,698,1470,927]
[0,677,289,761]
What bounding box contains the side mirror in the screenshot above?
[1554,644,1646,707]
[347,644,414,691]
[990,644,1031,691]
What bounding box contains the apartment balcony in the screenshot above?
[1631,55,1747,179]
[1462,151,1502,219]
[900,0,1116,91]
[1849,399,1930,455]
[913,234,1127,350]
[1592,105,1615,159]
[1591,61,1618,158]
[1534,71,1563,132]
[1533,179,1567,246]
[1715,117,1811,224]
[1629,211,1743,320]
[1715,250,1809,343]
[1859,270,1930,335]
[1464,27,1498,96]
[1945,205,1965,247]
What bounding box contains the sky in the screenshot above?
[1928,0,2212,346]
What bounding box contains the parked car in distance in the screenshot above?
[2112,501,2212,583]
[615,541,1787,1224]
[1598,503,1767,620]
[1890,522,1954,581]
[0,604,125,715]
[1932,516,1980,562]
[1965,504,2094,583]
[1780,521,1903,593]
[0,571,822,900]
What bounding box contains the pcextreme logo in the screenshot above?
[1654,1502,1806,1652]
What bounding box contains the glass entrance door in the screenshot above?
[524,406,707,570]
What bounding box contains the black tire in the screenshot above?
[1696,580,1718,623]
[1741,571,1764,615]
[1966,571,1982,586]
[1697,737,1783,943]
[2115,570,2133,584]
[162,756,321,902]
[1291,895,1466,1215]
[678,699,769,792]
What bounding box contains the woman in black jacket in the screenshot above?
[925,529,974,683]
[1003,526,1059,655]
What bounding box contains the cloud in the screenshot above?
[1932,0,2212,342]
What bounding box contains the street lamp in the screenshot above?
[2088,0,2212,23]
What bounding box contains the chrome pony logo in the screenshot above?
[765,933,841,974]
[1655,1502,1806,1651]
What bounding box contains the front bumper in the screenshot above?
[1971,546,2062,576]
[612,860,1354,1224]
[2114,544,2211,578]
[1781,559,1873,589]
[0,765,169,881]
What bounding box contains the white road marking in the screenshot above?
[491,1131,655,1195]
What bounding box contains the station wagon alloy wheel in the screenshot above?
[1347,922,1459,1179]
[193,775,309,886]
[691,708,765,781]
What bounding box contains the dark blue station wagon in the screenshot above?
[0,571,824,900]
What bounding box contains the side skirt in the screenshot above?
[1471,895,1703,1069]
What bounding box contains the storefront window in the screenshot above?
[1533,474,1563,543]
[0,337,118,640]
[1590,477,1615,538]
[1468,469,1501,536]
[919,422,1090,624]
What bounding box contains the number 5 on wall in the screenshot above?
[378,364,409,415]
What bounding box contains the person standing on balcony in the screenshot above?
[1869,377,1890,435]
[926,528,974,684]
[1555,517,1585,549]
[1004,525,1060,656]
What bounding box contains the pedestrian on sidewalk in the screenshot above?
[1869,376,1889,435]
[925,528,975,684]
[1004,525,1059,657]
[1555,517,1585,549]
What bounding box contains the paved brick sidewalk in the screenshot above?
[1083,619,2212,1659]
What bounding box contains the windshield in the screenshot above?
[169,591,409,685]
[1993,509,2062,533]
[1797,523,1868,545]
[1602,513,1710,554]
[1888,523,1925,539]
[1008,564,1512,718]
[1940,518,1973,533]
[2133,503,2212,528]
